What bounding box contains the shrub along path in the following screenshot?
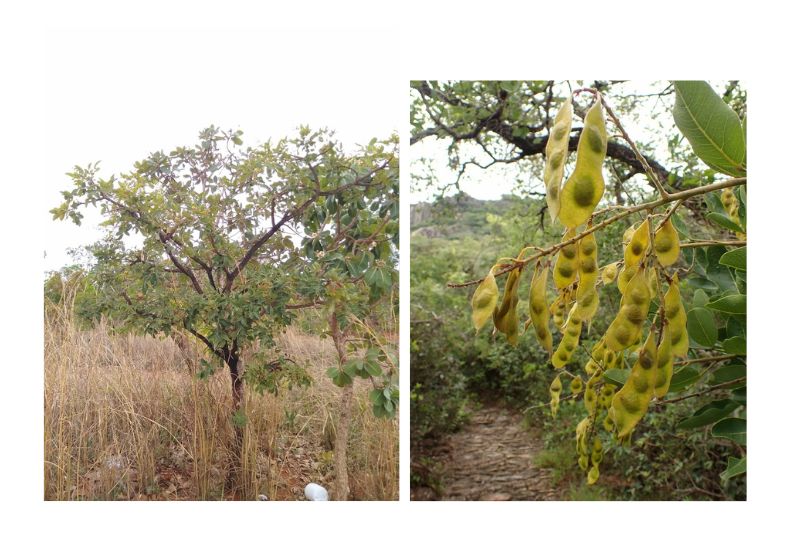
[422,404,559,500]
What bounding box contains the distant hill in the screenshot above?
[411,193,529,241]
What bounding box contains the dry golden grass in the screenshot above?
[44,301,398,501]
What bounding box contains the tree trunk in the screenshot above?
[330,309,352,500]
[334,380,353,500]
[225,351,245,498]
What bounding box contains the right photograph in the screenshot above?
[410,81,746,501]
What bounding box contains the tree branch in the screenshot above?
[448,176,747,288]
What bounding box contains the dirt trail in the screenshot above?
[419,404,559,501]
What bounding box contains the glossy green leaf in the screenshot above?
[692,289,709,309]
[365,266,393,290]
[711,417,746,445]
[719,247,746,271]
[687,307,718,347]
[671,212,690,237]
[707,212,745,234]
[720,456,746,481]
[668,366,701,393]
[704,192,728,215]
[677,399,739,430]
[707,294,746,315]
[709,364,746,386]
[363,359,382,377]
[721,336,746,355]
[672,81,746,177]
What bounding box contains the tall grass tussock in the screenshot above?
[44,295,398,500]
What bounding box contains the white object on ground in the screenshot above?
[304,483,328,501]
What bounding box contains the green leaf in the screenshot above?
[721,336,746,355]
[726,314,745,338]
[692,289,710,309]
[709,364,746,386]
[707,212,744,234]
[720,456,746,481]
[368,389,383,404]
[707,294,746,315]
[687,277,718,293]
[372,403,387,418]
[363,359,382,377]
[603,368,630,388]
[704,192,727,215]
[342,360,359,378]
[668,366,701,393]
[677,400,739,430]
[719,247,746,271]
[711,417,746,445]
[672,81,746,177]
[687,308,718,347]
[365,266,392,290]
[671,212,690,238]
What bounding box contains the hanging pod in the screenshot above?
[611,327,658,439]
[543,98,574,222]
[471,266,499,332]
[526,262,553,354]
[558,98,608,228]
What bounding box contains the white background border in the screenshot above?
[2,1,797,533]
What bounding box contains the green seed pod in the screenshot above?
[550,291,567,328]
[570,376,584,395]
[579,454,589,472]
[493,267,521,346]
[624,219,650,269]
[572,231,599,321]
[559,99,607,228]
[653,321,674,398]
[599,383,616,409]
[587,464,600,485]
[552,320,581,369]
[611,327,658,439]
[605,266,651,351]
[543,98,574,222]
[526,262,553,354]
[471,267,499,331]
[550,375,562,418]
[616,264,635,294]
[601,262,619,285]
[575,417,590,455]
[654,218,680,266]
[603,411,615,432]
[664,274,689,358]
[584,386,597,416]
[554,228,579,289]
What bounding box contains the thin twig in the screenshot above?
[675,354,742,366]
[656,377,745,405]
[448,176,747,288]
[599,95,670,199]
[680,240,746,249]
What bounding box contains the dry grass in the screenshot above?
[43,301,398,501]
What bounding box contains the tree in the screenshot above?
[53,126,399,499]
[413,81,747,491]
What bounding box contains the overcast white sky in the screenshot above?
[45,30,400,271]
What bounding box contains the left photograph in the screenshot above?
[44,38,398,501]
